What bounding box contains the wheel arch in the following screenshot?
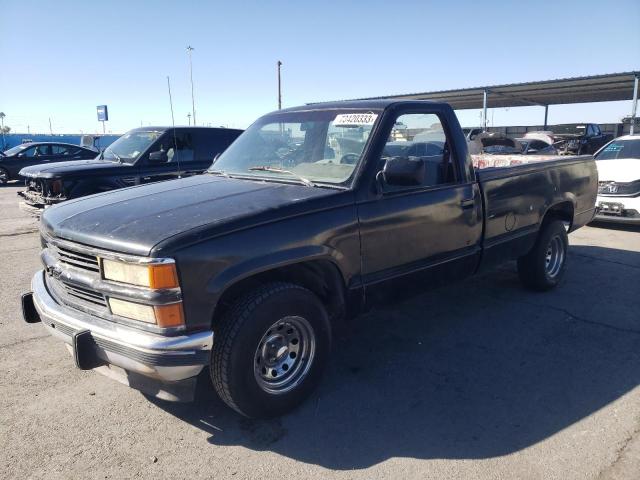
[208,251,350,330]
[542,199,575,231]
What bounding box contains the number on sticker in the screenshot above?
[333,113,378,127]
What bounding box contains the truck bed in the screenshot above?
[476,155,598,268]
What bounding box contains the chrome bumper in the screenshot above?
[30,270,213,401]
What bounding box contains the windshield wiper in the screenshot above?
[207,169,229,178]
[248,166,315,187]
[105,146,122,163]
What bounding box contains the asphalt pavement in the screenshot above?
[1,182,639,479]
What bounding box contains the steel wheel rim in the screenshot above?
[254,315,316,395]
[545,236,565,278]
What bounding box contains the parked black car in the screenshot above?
[23,100,597,418]
[0,142,97,183]
[18,126,242,211]
[552,123,612,155]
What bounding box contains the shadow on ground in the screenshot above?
[149,244,640,469]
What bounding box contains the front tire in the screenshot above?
[517,219,568,291]
[211,282,331,418]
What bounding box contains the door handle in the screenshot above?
[460,198,476,209]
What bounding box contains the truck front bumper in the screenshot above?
[594,195,640,224]
[17,190,64,215]
[25,270,213,401]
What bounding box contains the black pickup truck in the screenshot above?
[552,123,612,155]
[22,100,597,418]
[17,126,242,212]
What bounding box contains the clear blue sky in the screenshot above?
[1,0,638,134]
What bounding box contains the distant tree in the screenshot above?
[0,112,7,134]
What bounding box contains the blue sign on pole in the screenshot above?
[97,105,109,122]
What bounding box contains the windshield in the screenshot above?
[210,109,381,186]
[103,130,163,164]
[3,144,28,156]
[553,124,587,135]
[595,138,640,160]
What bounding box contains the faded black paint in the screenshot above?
[38,100,598,332]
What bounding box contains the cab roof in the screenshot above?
[283,99,443,112]
[128,126,243,133]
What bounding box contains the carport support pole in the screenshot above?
[543,105,548,130]
[631,75,638,135]
[482,90,488,132]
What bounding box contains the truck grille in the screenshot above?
[43,236,107,313]
[61,282,108,308]
[51,244,100,273]
[47,275,108,312]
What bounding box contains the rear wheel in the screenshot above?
[211,282,331,418]
[0,167,9,184]
[517,219,568,291]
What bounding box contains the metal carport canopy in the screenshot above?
[343,71,640,110]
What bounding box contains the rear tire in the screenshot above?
[0,167,9,184]
[517,219,568,291]
[211,282,331,418]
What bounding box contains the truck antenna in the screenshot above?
[166,76,182,178]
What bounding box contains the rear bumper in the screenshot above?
[28,270,213,401]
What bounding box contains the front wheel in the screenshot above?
[0,167,9,184]
[517,219,568,291]
[211,282,331,418]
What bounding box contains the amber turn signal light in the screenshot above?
[148,263,179,289]
[154,303,185,328]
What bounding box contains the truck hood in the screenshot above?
[41,174,340,256]
[552,134,583,141]
[596,159,640,183]
[19,159,130,179]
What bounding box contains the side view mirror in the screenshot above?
[17,152,26,158]
[382,156,425,186]
[148,150,168,163]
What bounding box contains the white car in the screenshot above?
[594,135,640,224]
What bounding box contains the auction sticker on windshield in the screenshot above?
[604,144,623,152]
[334,113,378,126]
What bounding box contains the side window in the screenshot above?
[168,131,195,163]
[51,145,70,155]
[21,146,37,158]
[593,125,601,136]
[34,145,51,156]
[381,113,455,190]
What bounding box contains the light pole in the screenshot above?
[0,112,5,149]
[277,60,283,110]
[187,113,192,126]
[187,46,196,125]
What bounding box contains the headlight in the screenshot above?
[102,259,179,289]
[598,180,640,196]
[108,298,184,328]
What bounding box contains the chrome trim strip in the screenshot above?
[41,230,175,265]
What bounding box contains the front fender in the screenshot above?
[206,244,348,300]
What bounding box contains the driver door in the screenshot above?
[357,109,482,303]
